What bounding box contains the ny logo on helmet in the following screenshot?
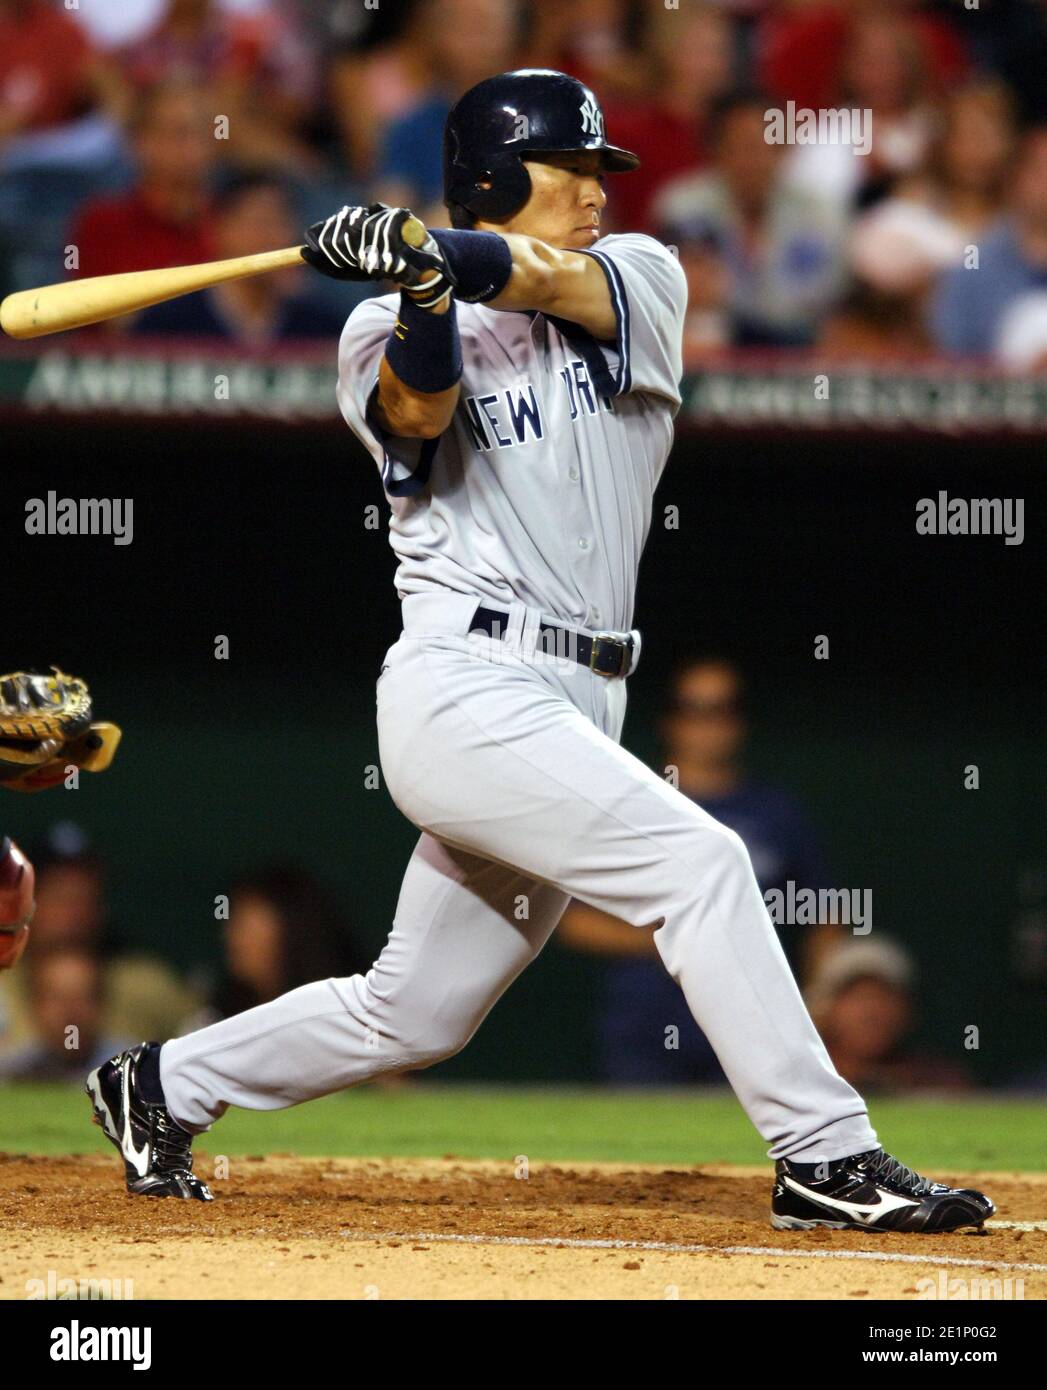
[579,96,604,140]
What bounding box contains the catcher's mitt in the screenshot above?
[0,669,121,792]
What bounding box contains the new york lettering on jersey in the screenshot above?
[335,233,687,631]
[462,360,610,453]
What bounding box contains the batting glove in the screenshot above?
[301,203,457,306]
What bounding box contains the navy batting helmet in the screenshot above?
[443,69,640,227]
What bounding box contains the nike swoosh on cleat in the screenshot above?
[782,1175,921,1223]
[120,1056,151,1177]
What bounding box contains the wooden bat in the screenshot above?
[0,215,428,341]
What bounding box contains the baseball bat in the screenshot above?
[0,215,429,341]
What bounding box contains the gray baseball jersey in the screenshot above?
[336,233,686,634]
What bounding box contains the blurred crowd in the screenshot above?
[558,657,978,1094]
[0,821,369,1081]
[7,649,1038,1094]
[2,0,1047,365]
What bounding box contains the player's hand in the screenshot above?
[0,836,34,971]
[301,204,457,306]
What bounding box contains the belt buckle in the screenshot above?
[589,633,628,678]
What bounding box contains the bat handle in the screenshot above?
[401,216,429,248]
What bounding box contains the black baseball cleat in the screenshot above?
[85,1043,213,1201]
[771,1148,993,1233]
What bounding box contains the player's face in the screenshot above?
[505,153,608,248]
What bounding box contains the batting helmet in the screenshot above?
[443,69,640,227]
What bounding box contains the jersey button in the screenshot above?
[568,467,580,482]
[578,537,590,551]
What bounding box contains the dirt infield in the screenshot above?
[1,1153,1043,1300]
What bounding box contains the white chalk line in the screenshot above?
[987,1220,1047,1232]
[339,1228,1047,1274]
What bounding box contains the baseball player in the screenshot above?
[87,71,993,1231]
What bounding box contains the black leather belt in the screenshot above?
[469,605,636,678]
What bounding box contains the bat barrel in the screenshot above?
[0,216,430,340]
[0,245,309,340]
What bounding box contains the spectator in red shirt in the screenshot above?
[0,0,111,150]
[757,0,967,115]
[524,0,645,102]
[133,171,347,344]
[603,4,737,234]
[837,14,944,201]
[119,0,320,176]
[771,11,959,217]
[69,79,217,284]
